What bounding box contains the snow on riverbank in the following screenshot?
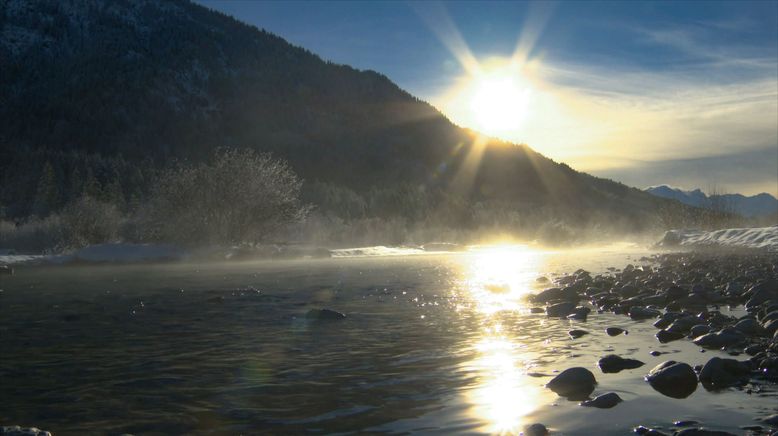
[659,225,778,250]
[0,243,185,266]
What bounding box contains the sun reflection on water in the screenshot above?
[466,244,540,314]
[462,245,549,434]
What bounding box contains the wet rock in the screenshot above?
[629,306,661,320]
[305,308,346,320]
[698,357,751,388]
[674,420,700,427]
[692,329,746,349]
[546,302,576,318]
[764,318,778,336]
[761,414,778,427]
[568,329,588,339]
[598,354,645,373]
[523,423,549,436]
[606,327,627,336]
[0,427,52,436]
[688,324,711,338]
[656,329,685,343]
[529,307,545,314]
[666,316,699,334]
[645,361,698,398]
[580,392,622,408]
[665,285,689,302]
[532,287,579,303]
[633,426,669,436]
[734,318,763,336]
[650,351,662,356]
[546,367,597,400]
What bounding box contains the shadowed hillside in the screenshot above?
[0,0,708,243]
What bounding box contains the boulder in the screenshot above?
[645,361,698,398]
[629,306,661,320]
[656,329,685,343]
[546,367,597,400]
[698,357,751,388]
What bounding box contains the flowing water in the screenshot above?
[0,246,773,435]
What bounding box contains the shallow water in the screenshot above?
[0,246,774,435]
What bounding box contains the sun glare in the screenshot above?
[470,68,532,135]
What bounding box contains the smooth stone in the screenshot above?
[523,423,549,436]
[580,392,622,408]
[645,361,698,399]
[698,357,751,388]
[569,329,588,339]
[734,318,763,335]
[629,306,661,320]
[598,354,645,373]
[656,329,685,343]
[606,327,626,336]
[546,367,597,400]
[693,331,745,349]
[650,351,662,356]
[546,302,577,318]
[305,308,346,320]
[666,316,699,334]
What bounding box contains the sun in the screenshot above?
[440,59,534,138]
[470,69,531,135]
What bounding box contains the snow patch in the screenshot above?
[659,226,778,251]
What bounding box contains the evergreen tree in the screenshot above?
[32,161,60,217]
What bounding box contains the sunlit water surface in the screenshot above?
[0,246,772,435]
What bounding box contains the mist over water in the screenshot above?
[1,246,772,434]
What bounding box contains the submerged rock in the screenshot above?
[645,361,698,398]
[305,308,346,320]
[569,329,588,339]
[580,392,622,408]
[598,354,645,373]
[546,367,597,400]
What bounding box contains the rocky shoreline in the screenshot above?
[528,251,778,435]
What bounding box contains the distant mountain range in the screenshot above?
[645,185,778,217]
[0,0,702,236]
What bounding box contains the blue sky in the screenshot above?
[197,0,778,196]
